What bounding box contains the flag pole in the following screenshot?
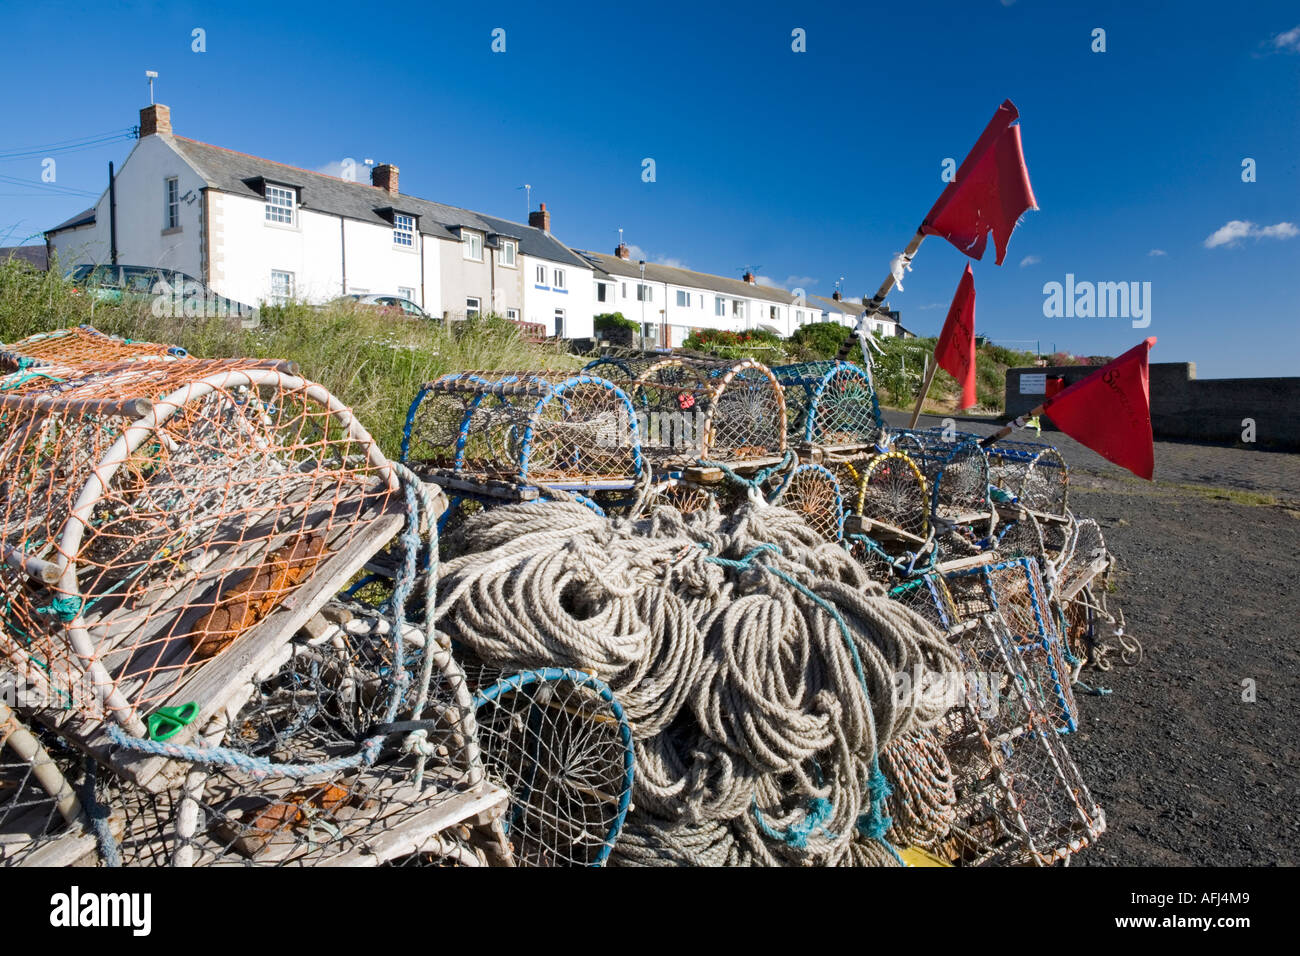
[836,228,928,364]
[980,403,1046,448]
[907,353,938,428]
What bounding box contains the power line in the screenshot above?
[0,129,136,162]
[0,173,100,199]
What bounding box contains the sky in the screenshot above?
[2,0,1297,377]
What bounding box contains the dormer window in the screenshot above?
[499,240,517,267]
[265,184,296,225]
[394,214,415,247]
[463,230,483,261]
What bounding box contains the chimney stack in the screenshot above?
[529,202,551,233]
[139,103,172,137]
[832,290,842,301]
[371,163,399,194]
[615,242,631,260]
[742,271,756,285]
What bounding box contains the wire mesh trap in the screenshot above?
[0,326,186,372]
[770,463,845,542]
[771,361,884,448]
[467,665,634,867]
[401,371,645,494]
[100,601,505,867]
[943,559,1079,733]
[934,616,1104,865]
[0,359,404,760]
[854,451,930,542]
[625,357,787,467]
[987,440,1069,517]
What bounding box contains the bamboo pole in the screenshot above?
[907,354,938,429]
[979,403,1046,448]
[836,228,928,364]
[0,698,84,826]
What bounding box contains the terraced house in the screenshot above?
[45,103,596,336]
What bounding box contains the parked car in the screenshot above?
[343,293,431,319]
[68,264,258,321]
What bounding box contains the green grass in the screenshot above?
[0,258,580,457]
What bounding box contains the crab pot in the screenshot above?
[773,463,845,542]
[102,612,507,866]
[927,439,994,541]
[0,700,89,865]
[402,371,645,492]
[628,357,786,466]
[581,353,668,383]
[0,326,188,372]
[854,451,930,541]
[987,440,1069,516]
[943,558,1078,733]
[467,664,635,867]
[0,359,403,753]
[887,572,960,633]
[939,616,1104,865]
[771,361,884,448]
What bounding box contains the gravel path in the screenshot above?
[886,411,1300,866]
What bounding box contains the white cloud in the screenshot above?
[1204,219,1298,248]
[1148,248,1167,256]
[621,244,687,269]
[1019,255,1040,267]
[914,302,946,311]
[755,275,782,289]
[785,275,818,289]
[1272,26,1300,52]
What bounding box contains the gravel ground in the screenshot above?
[885,411,1300,866]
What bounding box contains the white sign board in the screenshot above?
[1019,373,1046,395]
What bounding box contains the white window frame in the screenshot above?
[535,264,548,286]
[165,177,179,230]
[636,283,652,302]
[270,270,294,305]
[499,240,517,268]
[393,214,415,248]
[554,308,566,337]
[463,231,483,262]
[398,286,415,302]
[265,185,296,226]
[465,296,481,317]
[715,296,725,317]
[553,269,566,290]
[506,308,519,320]
[676,289,690,307]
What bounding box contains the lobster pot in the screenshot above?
[773,463,845,542]
[468,665,634,867]
[887,572,960,633]
[927,439,995,546]
[0,360,402,748]
[854,451,930,540]
[888,427,982,478]
[987,440,1069,516]
[628,358,786,465]
[0,700,89,865]
[771,361,884,448]
[944,559,1078,733]
[582,353,669,383]
[402,372,644,491]
[1,326,187,372]
[937,617,1104,865]
[103,610,506,866]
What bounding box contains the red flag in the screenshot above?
[1042,337,1156,480]
[922,100,1037,266]
[934,263,977,409]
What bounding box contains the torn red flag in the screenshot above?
[923,100,1037,266]
[1043,337,1157,480]
[934,263,977,410]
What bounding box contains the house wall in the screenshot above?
[439,229,496,319]
[48,135,205,280]
[521,254,593,338]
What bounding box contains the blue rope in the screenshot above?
[80,758,121,867]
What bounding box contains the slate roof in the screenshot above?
[0,245,49,269]
[166,136,591,269]
[46,207,97,234]
[575,250,799,304]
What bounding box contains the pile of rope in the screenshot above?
[435,497,963,865]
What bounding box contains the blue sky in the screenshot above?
[2,0,1297,377]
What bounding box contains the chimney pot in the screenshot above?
[371,163,399,194]
[615,242,630,260]
[832,290,841,301]
[529,202,551,233]
[139,103,172,138]
[743,271,755,285]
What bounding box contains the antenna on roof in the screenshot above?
[517,183,532,219]
[145,70,158,105]
[618,227,624,247]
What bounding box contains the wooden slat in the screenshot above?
[844,514,927,548]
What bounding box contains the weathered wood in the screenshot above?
[936,553,997,574]
[321,784,508,867]
[1058,556,1110,602]
[844,514,927,548]
[427,474,541,501]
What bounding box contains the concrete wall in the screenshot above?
[1005,362,1300,448]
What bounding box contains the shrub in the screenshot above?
[593,312,637,332]
[787,321,852,360]
[681,327,786,362]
